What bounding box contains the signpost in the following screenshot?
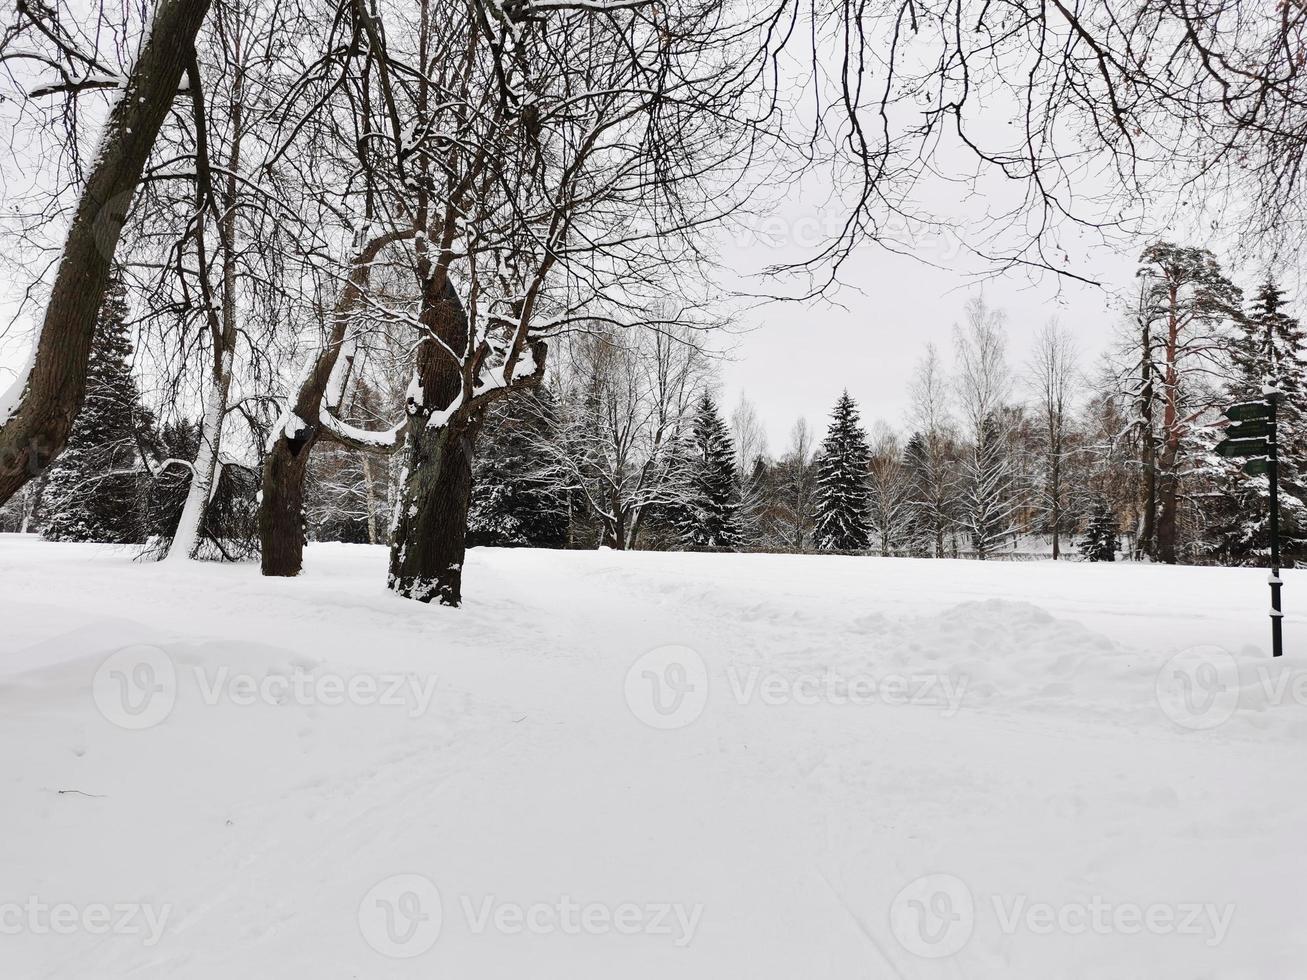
[1218,396,1284,657]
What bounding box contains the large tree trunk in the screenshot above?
[0,0,212,507]
[1139,443,1157,559]
[1156,468,1179,564]
[1155,414,1181,564]
[387,417,482,605]
[260,428,313,574]
[386,270,473,605]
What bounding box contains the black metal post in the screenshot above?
[1268,393,1284,657]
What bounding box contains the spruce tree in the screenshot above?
[1079,496,1119,562]
[678,393,741,548]
[142,418,199,544]
[813,391,871,551]
[467,388,570,548]
[1208,278,1307,562]
[42,273,155,543]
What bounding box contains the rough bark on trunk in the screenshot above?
[384,300,546,602]
[387,416,482,604]
[0,0,212,507]
[1139,446,1157,559]
[386,273,473,605]
[260,429,312,573]
[1156,466,1179,564]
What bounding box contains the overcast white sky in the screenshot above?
[715,239,1139,451]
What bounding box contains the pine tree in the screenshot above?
[1208,278,1307,562]
[42,274,155,543]
[678,393,740,548]
[1135,242,1243,562]
[468,388,570,548]
[813,391,871,551]
[1079,496,1119,561]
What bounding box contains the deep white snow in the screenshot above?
[1,535,1305,978]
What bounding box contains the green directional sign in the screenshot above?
[1216,437,1270,459]
[1227,419,1272,440]
[1225,401,1273,422]
[1223,393,1285,657]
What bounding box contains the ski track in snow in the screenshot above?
[1,536,1305,978]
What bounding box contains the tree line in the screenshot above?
[3,240,1303,568]
[402,243,1307,565]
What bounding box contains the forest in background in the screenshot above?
[5,240,1301,568]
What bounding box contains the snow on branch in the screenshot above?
[318,403,407,452]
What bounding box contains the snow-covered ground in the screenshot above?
[2,535,1305,978]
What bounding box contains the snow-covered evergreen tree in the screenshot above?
[678,393,740,548]
[1079,496,1119,561]
[1207,278,1307,562]
[42,274,155,543]
[1133,242,1242,562]
[813,391,871,551]
[468,388,570,548]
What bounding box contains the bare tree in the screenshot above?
[764,418,817,550]
[731,394,768,545]
[1028,320,1078,559]
[907,344,958,557]
[867,422,914,557]
[537,325,707,550]
[0,0,211,504]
